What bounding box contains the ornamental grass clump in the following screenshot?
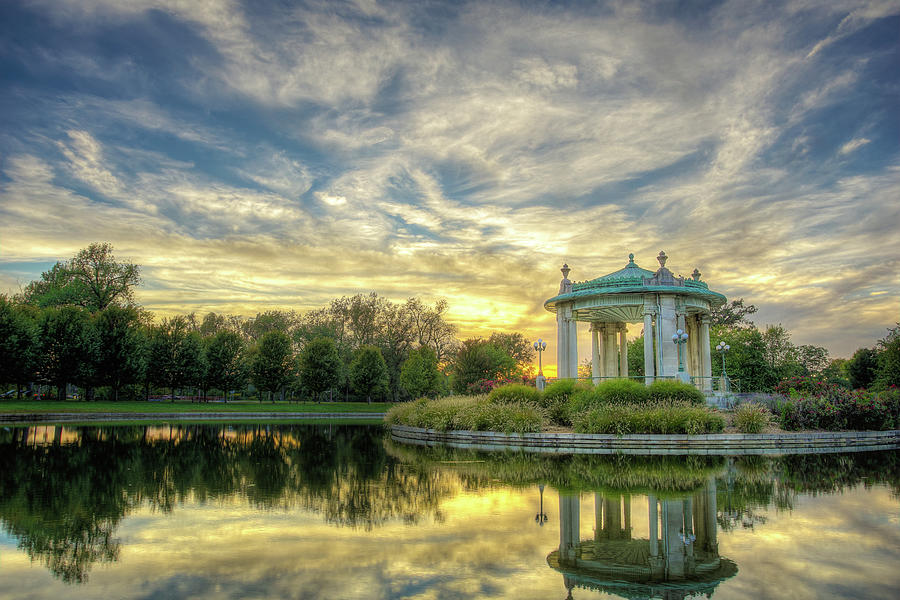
[387,395,544,434]
[647,380,705,405]
[541,379,588,426]
[595,378,651,405]
[572,401,724,435]
[732,402,770,434]
[488,383,541,406]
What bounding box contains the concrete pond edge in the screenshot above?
[390,424,900,455]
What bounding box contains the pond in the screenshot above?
[1,424,898,599]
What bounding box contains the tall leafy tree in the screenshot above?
[451,339,516,394]
[298,337,342,402]
[488,332,536,376]
[251,331,294,402]
[399,346,444,399]
[350,345,389,403]
[147,316,204,400]
[874,325,900,391]
[710,298,758,327]
[847,347,879,389]
[38,306,98,401]
[0,296,39,397]
[710,325,774,392]
[93,306,147,401]
[205,330,248,401]
[25,243,140,311]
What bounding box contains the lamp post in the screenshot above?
[535,484,548,526]
[534,338,547,391]
[672,329,688,381]
[716,341,730,392]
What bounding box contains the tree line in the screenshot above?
[0,243,536,402]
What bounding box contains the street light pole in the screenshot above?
[716,341,731,392]
[534,338,547,391]
[672,329,688,372]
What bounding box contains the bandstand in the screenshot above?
[544,252,727,388]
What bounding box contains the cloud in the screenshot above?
[1,0,898,357]
[839,137,871,155]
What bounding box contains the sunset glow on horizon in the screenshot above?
[1,0,898,359]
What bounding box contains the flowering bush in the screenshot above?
[465,376,533,395]
[777,385,898,431]
[774,375,832,396]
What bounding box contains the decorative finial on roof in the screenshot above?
[657,251,668,268]
[628,253,635,264]
[561,263,570,279]
[691,268,701,281]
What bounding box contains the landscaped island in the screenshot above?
[386,377,900,436]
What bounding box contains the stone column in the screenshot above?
[591,323,601,383]
[700,315,712,392]
[568,317,578,379]
[643,308,655,384]
[557,305,569,380]
[659,296,678,377]
[605,325,619,378]
[619,324,629,378]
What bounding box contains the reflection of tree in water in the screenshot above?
[0,424,457,583]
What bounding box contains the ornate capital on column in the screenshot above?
[699,314,711,326]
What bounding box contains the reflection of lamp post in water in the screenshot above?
[535,484,548,526]
[534,339,547,391]
[716,341,730,392]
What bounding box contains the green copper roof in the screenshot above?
[544,253,727,313]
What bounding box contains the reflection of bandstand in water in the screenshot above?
[547,478,737,600]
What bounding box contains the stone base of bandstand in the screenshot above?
[390,425,900,455]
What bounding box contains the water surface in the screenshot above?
[1,425,897,599]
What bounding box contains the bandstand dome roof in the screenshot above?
[544,252,727,322]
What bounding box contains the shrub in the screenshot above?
[733,402,770,434]
[776,386,898,431]
[541,379,588,426]
[568,387,602,416]
[488,383,541,405]
[387,395,544,434]
[648,380,705,405]
[595,378,650,405]
[572,401,724,435]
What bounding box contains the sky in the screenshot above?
[0,0,898,363]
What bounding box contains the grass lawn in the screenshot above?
[0,400,390,414]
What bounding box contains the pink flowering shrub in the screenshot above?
[777,381,898,431]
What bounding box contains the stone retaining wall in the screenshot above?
[390,425,900,455]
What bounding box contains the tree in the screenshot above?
[242,310,297,342]
[451,339,516,394]
[847,347,878,389]
[298,337,342,401]
[350,346,389,403]
[0,296,38,398]
[38,306,98,401]
[821,358,851,388]
[710,298,758,327]
[399,346,444,399]
[25,243,140,312]
[762,324,803,382]
[204,331,248,401]
[627,336,645,378]
[710,325,774,392]
[146,316,204,400]
[488,332,535,376]
[251,331,294,402]
[93,306,147,401]
[874,324,900,391]
[404,297,459,364]
[797,344,829,375]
